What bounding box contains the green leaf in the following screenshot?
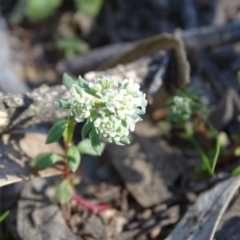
[78,138,104,156]
[135,108,145,115]
[90,129,102,155]
[55,179,73,204]
[46,120,68,144]
[121,120,127,128]
[30,153,63,170]
[232,165,240,176]
[81,120,93,139]
[63,73,74,89]
[234,147,240,156]
[55,99,71,109]
[78,75,88,88]
[120,136,130,144]
[74,0,103,18]
[132,114,142,122]
[78,76,100,98]
[74,84,83,97]
[57,36,89,57]
[25,0,63,22]
[0,211,9,223]
[67,145,81,172]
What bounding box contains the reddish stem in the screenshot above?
[72,188,109,212]
[63,142,71,178]
[218,140,240,165]
[61,120,109,211]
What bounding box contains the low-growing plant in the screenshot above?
[30,74,147,211]
[167,89,220,175]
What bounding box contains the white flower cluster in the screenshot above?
[68,76,147,144]
[69,84,93,122]
[172,96,191,116]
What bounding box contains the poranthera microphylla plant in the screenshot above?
[167,89,220,175]
[30,74,147,211]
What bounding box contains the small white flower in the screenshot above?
[89,76,114,95]
[94,118,101,127]
[68,84,93,122]
[89,82,102,93]
[97,76,114,90]
[70,99,93,123]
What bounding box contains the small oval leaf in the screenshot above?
[120,136,130,144]
[90,129,102,155]
[67,145,81,172]
[30,153,63,170]
[78,76,100,98]
[55,99,71,109]
[78,75,88,88]
[63,73,74,89]
[81,120,93,139]
[55,179,73,204]
[46,120,68,144]
[74,0,103,18]
[78,138,104,156]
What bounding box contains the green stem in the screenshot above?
[205,119,217,136]
[189,137,213,175]
[205,119,220,174]
[94,102,106,108]
[66,120,76,144]
[211,137,221,174]
[63,120,76,179]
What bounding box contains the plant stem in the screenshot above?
[211,137,220,174]
[72,188,109,212]
[189,137,213,175]
[63,120,76,179]
[62,120,109,211]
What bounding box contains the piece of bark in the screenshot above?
[182,0,199,29]
[181,20,240,51]
[214,195,240,240]
[213,0,240,25]
[57,42,134,75]
[84,52,165,89]
[17,178,81,240]
[106,118,187,208]
[0,85,69,134]
[58,20,240,75]
[0,132,63,187]
[0,17,28,94]
[165,175,240,240]
[198,51,226,98]
[209,88,240,130]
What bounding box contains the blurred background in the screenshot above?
[0,0,231,90]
